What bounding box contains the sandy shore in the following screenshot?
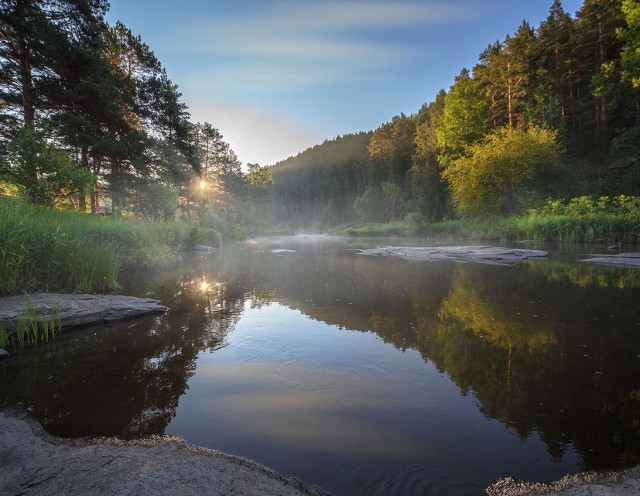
[0,411,329,496]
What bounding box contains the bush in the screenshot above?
[503,195,640,243]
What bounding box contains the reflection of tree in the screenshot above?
[259,245,640,471]
[249,283,276,309]
[417,263,640,470]
[4,241,640,471]
[0,266,245,439]
[439,266,558,353]
[526,259,640,290]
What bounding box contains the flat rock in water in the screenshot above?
[358,246,548,266]
[0,293,168,332]
[0,348,8,359]
[193,244,218,254]
[579,252,640,269]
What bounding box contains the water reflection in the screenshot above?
[0,262,245,438]
[2,237,640,494]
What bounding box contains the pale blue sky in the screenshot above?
[106,0,584,166]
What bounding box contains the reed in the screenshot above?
[0,301,62,348]
[0,200,221,295]
[503,196,640,243]
[340,195,640,245]
[341,221,409,237]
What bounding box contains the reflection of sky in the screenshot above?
[167,302,579,494]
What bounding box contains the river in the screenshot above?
[2,235,640,495]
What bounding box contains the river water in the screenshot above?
[2,236,640,495]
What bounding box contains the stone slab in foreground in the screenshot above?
[0,411,327,496]
[486,467,640,495]
[0,293,168,332]
[358,246,548,266]
[578,252,640,269]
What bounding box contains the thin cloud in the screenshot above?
[162,1,477,91]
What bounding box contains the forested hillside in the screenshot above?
[270,0,640,229]
[270,132,372,227]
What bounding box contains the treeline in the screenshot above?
[270,0,640,228]
[0,0,272,236]
[270,132,372,227]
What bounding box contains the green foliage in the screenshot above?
[610,127,640,155]
[368,114,416,183]
[341,220,409,237]
[0,126,93,208]
[0,200,221,295]
[131,179,179,221]
[503,195,640,243]
[245,163,274,191]
[619,0,640,89]
[444,126,562,216]
[411,90,449,221]
[405,212,427,235]
[354,186,385,223]
[537,195,640,218]
[0,301,62,349]
[271,133,372,228]
[437,70,491,167]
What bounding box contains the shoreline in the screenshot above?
[486,467,640,495]
[2,410,639,496]
[0,410,330,496]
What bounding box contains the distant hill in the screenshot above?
[270,132,373,228]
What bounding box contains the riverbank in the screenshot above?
[3,410,639,496]
[0,200,221,295]
[486,468,640,495]
[337,195,640,245]
[0,411,329,496]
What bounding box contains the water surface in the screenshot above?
[2,236,640,495]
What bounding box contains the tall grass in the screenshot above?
[339,216,506,240]
[0,301,62,348]
[503,195,640,243]
[0,200,221,295]
[338,195,640,244]
[341,220,409,237]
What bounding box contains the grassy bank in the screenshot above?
[0,200,221,296]
[338,195,640,245]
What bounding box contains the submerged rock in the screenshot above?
[0,348,8,359]
[358,246,548,266]
[0,293,168,332]
[579,252,640,269]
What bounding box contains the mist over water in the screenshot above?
[2,236,640,495]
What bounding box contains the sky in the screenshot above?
[106,0,585,167]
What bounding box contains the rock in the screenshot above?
[607,156,637,171]
[0,293,168,332]
[0,411,327,496]
[486,466,640,495]
[0,348,8,359]
[579,252,640,269]
[358,246,548,266]
[193,244,218,254]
